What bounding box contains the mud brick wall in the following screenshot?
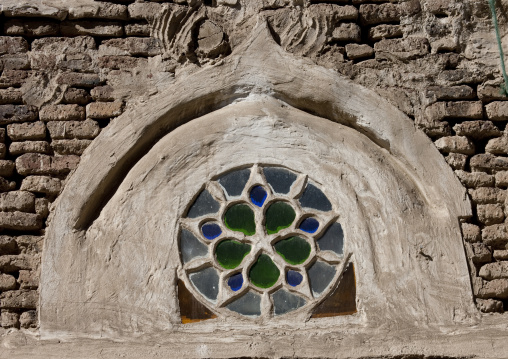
[0,0,506,330]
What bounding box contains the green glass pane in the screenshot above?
[224,204,256,236]
[274,236,311,265]
[265,202,295,234]
[215,240,251,269]
[249,254,280,289]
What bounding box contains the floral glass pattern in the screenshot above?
[178,165,351,319]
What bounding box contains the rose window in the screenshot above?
[178,165,353,319]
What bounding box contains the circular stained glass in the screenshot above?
[179,164,348,318]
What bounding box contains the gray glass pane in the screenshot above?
[218,169,251,198]
[180,229,208,264]
[263,167,297,194]
[317,222,344,255]
[272,289,306,315]
[226,291,261,316]
[189,267,219,302]
[308,260,336,297]
[298,183,332,212]
[187,189,220,218]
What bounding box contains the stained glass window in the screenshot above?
[178,164,354,320]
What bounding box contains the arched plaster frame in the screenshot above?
[40,21,475,339]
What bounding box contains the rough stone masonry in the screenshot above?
[0,0,507,357]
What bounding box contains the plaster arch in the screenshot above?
[39,21,475,340]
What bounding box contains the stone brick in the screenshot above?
[331,23,360,42]
[63,88,91,105]
[7,122,46,141]
[3,19,59,37]
[51,139,92,155]
[69,3,128,20]
[0,160,15,177]
[434,136,474,155]
[31,36,96,53]
[0,236,17,254]
[455,171,494,188]
[0,255,35,272]
[359,3,400,25]
[86,101,123,119]
[0,128,5,143]
[427,0,451,15]
[477,204,504,225]
[0,290,37,309]
[486,101,508,121]
[0,191,35,213]
[20,176,61,196]
[438,69,483,86]
[461,223,481,243]
[445,153,467,170]
[494,250,508,260]
[468,187,505,205]
[497,171,508,187]
[18,270,38,289]
[128,1,163,21]
[99,37,163,57]
[15,235,43,255]
[47,120,101,139]
[57,53,93,73]
[39,104,85,122]
[16,153,80,176]
[2,4,67,20]
[417,120,451,137]
[98,55,142,70]
[483,224,508,247]
[0,178,16,192]
[470,153,508,172]
[425,101,483,121]
[56,73,102,88]
[375,38,429,61]
[61,21,124,37]
[125,23,150,37]
[478,83,508,102]
[453,121,502,139]
[90,85,114,101]
[0,274,17,291]
[486,136,508,155]
[0,89,22,104]
[1,311,19,329]
[35,198,49,218]
[425,85,475,101]
[1,54,30,70]
[0,37,28,55]
[0,70,29,88]
[0,105,38,125]
[479,261,508,280]
[345,44,373,60]
[9,141,51,156]
[368,24,402,41]
[0,212,41,231]
[19,311,37,329]
[476,298,504,313]
[0,143,6,159]
[476,279,508,299]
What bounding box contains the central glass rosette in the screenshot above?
[179,165,346,318]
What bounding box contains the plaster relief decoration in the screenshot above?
[178,165,355,321]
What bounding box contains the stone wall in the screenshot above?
[0,0,506,333]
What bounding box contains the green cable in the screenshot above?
[488,0,508,96]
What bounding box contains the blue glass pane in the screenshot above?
[272,289,306,315]
[227,273,243,292]
[226,291,261,316]
[286,270,303,287]
[189,267,219,302]
[299,217,319,233]
[263,167,297,194]
[317,222,344,255]
[218,169,251,198]
[298,183,332,212]
[250,186,267,207]
[308,260,336,297]
[201,223,222,240]
[187,189,220,218]
[180,229,208,263]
